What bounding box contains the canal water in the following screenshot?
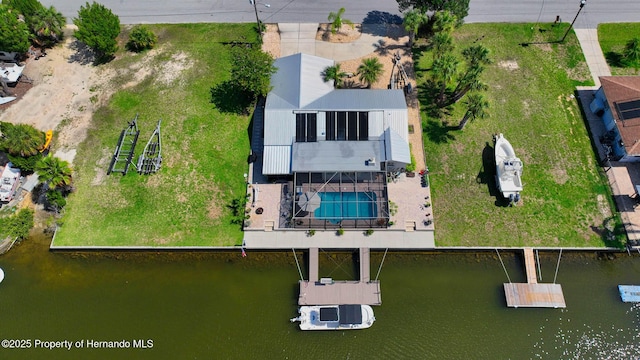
[1,234,640,359]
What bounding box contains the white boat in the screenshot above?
[0,96,16,105]
[494,133,523,205]
[290,304,375,330]
[0,268,4,283]
[0,62,24,83]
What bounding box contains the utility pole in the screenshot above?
[560,0,586,43]
[249,0,270,41]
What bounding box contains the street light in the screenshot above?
[249,0,270,41]
[560,0,586,43]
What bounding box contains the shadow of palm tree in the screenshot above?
[423,118,456,144]
[604,51,624,67]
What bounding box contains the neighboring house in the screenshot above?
[0,162,21,203]
[591,76,640,162]
[261,53,411,229]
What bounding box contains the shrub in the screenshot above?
[45,188,66,210]
[337,228,344,236]
[6,208,34,239]
[365,229,374,236]
[73,2,120,61]
[127,25,157,52]
[7,153,42,172]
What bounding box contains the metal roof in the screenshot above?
[292,141,384,172]
[262,146,291,175]
[303,89,407,111]
[267,53,334,110]
[384,128,411,164]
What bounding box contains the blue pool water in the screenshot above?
[314,192,377,221]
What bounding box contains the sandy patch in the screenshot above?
[0,35,113,163]
[498,60,519,70]
[316,24,362,42]
[155,51,193,86]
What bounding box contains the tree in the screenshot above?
[3,0,42,21]
[35,154,73,189]
[396,0,470,25]
[432,32,454,60]
[0,122,45,157]
[432,10,457,34]
[127,25,157,52]
[624,37,640,74]
[458,93,488,130]
[30,5,65,47]
[327,7,354,34]
[431,53,458,105]
[0,4,30,53]
[450,45,491,102]
[357,57,383,88]
[229,46,276,100]
[322,64,348,88]
[73,2,120,61]
[5,208,34,240]
[403,9,428,47]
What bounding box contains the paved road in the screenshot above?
[42,0,640,27]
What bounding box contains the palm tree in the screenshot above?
[35,155,73,189]
[357,57,383,88]
[450,64,487,103]
[432,10,457,34]
[462,45,491,68]
[322,64,348,88]
[431,53,458,106]
[403,9,428,47]
[450,45,491,103]
[624,37,640,74]
[30,5,65,47]
[0,123,45,157]
[327,7,354,34]
[432,32,454,61]
[458,93,489,130]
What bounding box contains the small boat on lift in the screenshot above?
[494,133,523,206]
[290,304,375,330]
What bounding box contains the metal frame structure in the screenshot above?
[287,171,389,229]
[107,115,140,176]
[137,120,162,174]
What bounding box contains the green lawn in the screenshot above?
[54,24,258,247]
[598,23,640,76]
[416,23,621,247]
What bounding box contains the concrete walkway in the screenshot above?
[278,23,391,61]
[574,29,611,88]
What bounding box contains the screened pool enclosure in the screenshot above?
[288,171,390,229]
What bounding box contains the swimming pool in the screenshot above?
[314,192,377,221]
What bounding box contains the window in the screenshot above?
[296,113,317,142]
[325,111,369,141]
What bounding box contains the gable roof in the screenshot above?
[600,76,640,155]
[267,53,335,109]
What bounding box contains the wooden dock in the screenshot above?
[503,248,566,308]
[523,247,537,284]
[298,247,381,306]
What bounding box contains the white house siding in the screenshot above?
[368,111,384,139]
[386,109,409,142]
[264,110,295,146]
[316,111,326,141]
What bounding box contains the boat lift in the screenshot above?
[107,115,140,175]
[389,51,412,94]
[137,120,162,175]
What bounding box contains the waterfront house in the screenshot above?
[590,76,640,162]
[261,53,411,229]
